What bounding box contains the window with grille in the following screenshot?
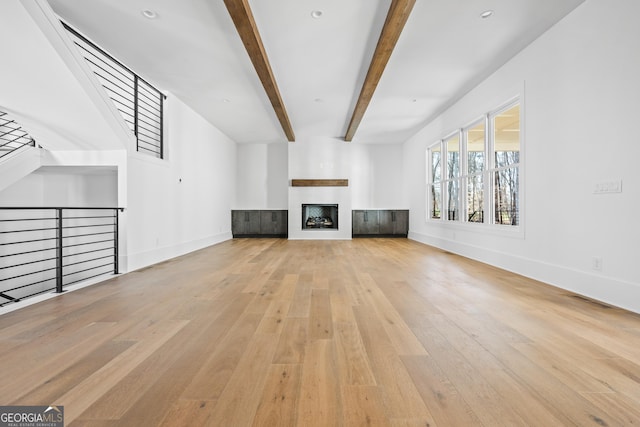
[427,100,521,228]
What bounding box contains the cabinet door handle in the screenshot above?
[364,212,368,222]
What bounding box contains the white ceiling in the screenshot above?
[47,0,584,144]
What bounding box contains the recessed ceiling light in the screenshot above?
[141,9,158,19]
[412,99,417,103]
[480,10,494,19]
[222,98,231,103]
[314,98,324,103]
[311,10,323,19]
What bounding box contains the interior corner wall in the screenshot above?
[266,143,289,209]
[350,143,407,210]
[403,0,640,313]
[235,142,288,209]
[123,95,236,272]
[234,138,408,235]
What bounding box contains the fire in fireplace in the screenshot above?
[302,204,338,230]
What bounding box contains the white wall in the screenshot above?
[0,167,117,207]
[237,140,405,207]
[0,96,237,277]
[0,1,238,296]
[266,143,289,209]
[123,95,236,271]
[1,0,132,153]
[236,137,407,238]
[236,144,268,209]
[288,137,351,181]
[350,144,406,210]
[288,137,352,239]
[0,147,43,193]
[235,143,288,209]
[404,0,640,313]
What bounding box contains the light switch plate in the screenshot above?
[593,180,622,194]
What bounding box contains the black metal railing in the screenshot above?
[0,111,36,160]
[0,207,122,306]
[62,22,165,159]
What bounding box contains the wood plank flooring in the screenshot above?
[1,238,640,426]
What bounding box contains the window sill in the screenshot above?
[426,218,525,239]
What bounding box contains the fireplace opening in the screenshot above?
[302,204,338,230]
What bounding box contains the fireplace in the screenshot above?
[302,204,338,230]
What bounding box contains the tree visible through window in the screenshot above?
[466,121,485,223]
[492,104,520,226]
[430,144,442,219]
[445,134,460,221]
[426,100,521,228]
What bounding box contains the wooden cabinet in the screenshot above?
[352,210,379,235]
[232,210,287,237]
[379,210,408,236]
[260,210,288,235]
[379,211,394,234]
[352,209,408,237]
[232,210,260,235]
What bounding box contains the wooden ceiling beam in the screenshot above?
[224,0,295,141]
[344,0,416,142]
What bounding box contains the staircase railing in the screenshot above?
[62,22,165,159]
[0,207,122,306]
[0,111,36,160]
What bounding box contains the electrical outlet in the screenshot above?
[592,256,602,271]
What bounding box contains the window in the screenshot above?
[445,133,461,221]
[427,100,521,228]
[466,121,485,223]
[491,104,520,225]
[428,143,442,219]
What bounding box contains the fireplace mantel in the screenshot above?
[291,179,348,187]
[288,178,352,240]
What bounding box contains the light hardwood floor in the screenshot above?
[1,238,639,426]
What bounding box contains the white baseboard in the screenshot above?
[409,231,640,314]
[122,232,233,273]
